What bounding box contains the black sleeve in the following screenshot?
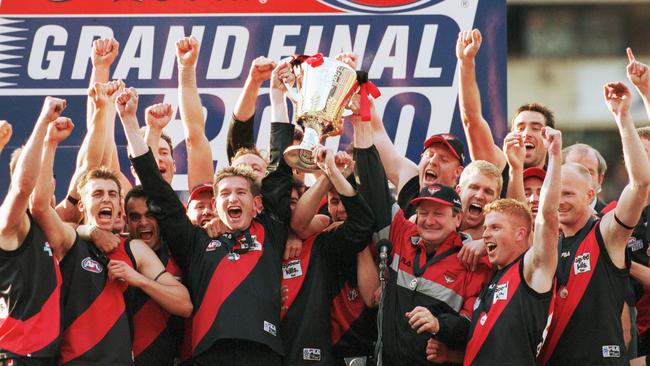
[319,193,375,265]
[435,313,470,351]
[396,175,420,219]
[500,164,509,198]
[259,122,294,250]
[130,149,201,272]
[353,145,395,235]
[226,114,255,164]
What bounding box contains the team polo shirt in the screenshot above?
[59,236,136,365]
[538,218,629,365]
[0,215,61,364]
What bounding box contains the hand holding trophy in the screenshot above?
[282,53,380,172]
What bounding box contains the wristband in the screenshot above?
[67,194,79,206]
[153,270,167,282]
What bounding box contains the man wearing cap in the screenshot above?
[187,183,215,227]
[355,118,490,365]
[457,29,554,197]
[368,96,466,218]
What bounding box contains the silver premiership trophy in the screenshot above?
[283,55,359,172]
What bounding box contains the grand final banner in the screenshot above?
[0,0,507,198]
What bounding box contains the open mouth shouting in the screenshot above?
[468,202,484,217]
[423,169,438,185]
[98,207,113,221]
[485,241,497,256]
[227,206,243,221]
[138,228,153,241]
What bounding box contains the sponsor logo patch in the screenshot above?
[264,321,277,336]
[282,260,303,279]
[573,253,591,275]
[627,237,644,252]
[560,250,571,258]
[206,240,221,251]
[303,348,321,361]
[81,257,103,273]
[473,297,480,310]
[602,345,621,358]
[43,242,53,257]
[347,288,358,301]
[493,282,508,303]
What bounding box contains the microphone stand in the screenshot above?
[374,252,389,366]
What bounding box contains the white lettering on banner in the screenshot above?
[71,26,114,80]
[414,24,442,78]
[328,24,369,61]
[159,26,205,79]
[369,25,408,79]
[304,25,323,55]
[28,25,67,79]
[22,21,456,83]
[206,26,248,80]
[114,26,155,80]
[267,25,301,61]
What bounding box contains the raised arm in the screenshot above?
[524,127,561,293]
[313,146,374,255]
[601,82,650,266]
[118,87,199,270]
[86,38,119,130]
[504,131,526,202]
[0,120,12,158]
[58,81,124,223]
[627,48,650,120]
[30,107,78,259]
[0,99,62,251]
[176,36,214,188]
[290,174,332,239]
[108,239,193,317]
[226,56,276,162]
[456,29,506,170]
[368,88,418,194]
[144,103,172,165]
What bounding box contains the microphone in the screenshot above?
[377,239,393,263]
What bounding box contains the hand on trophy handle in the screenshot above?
[335,52,359,70]
[312,145,334,176]
[334,151,355,178]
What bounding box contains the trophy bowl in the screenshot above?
[283,55,359,172]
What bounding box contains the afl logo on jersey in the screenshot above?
[320,0,444,14]
[81,257,103,273]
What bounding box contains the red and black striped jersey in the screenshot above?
[464,252,553,365]
[58,236,135,365]
[0,215,61,362]
[131,123,295,359]
[539,219,629,365]
[127,243,184,366]
[280,193,374,366]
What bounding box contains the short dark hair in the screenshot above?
[513,103,555,129]
[124,185,148,213]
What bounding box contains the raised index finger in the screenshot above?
[627,47,636,63]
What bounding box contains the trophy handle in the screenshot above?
[280,57,301,103]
